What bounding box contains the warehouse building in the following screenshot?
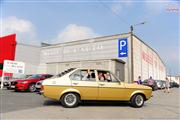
[0,34,40,76]
[38,33,166,83]
[1,33,166,83]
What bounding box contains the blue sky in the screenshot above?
[0,0,179,76]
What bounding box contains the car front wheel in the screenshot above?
[29,83,36,92]
[130,94,144,108]
[61,93,80,108]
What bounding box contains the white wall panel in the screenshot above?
[133,37,142,81]
[15,43,40,74]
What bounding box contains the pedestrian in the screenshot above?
[148,76,154,86]
[147,76,156,90]
[164,77,170,93]
[137,76,142,85]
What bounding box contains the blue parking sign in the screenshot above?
[118,38,128,57]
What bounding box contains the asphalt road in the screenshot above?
[0,88,180,120]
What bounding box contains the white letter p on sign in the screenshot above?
[120,40,126,50]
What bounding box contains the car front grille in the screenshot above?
[11,81,17,85]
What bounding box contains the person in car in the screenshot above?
[104,72,111,82]
[98,72,105,81]
[82,70,91,81]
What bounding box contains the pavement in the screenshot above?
[0,88,180,120]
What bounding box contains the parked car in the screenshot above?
[155,80,166,89]
[14,74,53,92]
[170,82,179,88]
[2,76,12,86]
[0,76,13,88]
[142,79,158,91]
[161,81,166,89]
[40,68,152,108]
[7,74,32,90]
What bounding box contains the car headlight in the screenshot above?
[22,81,28,84]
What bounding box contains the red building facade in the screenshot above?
[0,34,16,76]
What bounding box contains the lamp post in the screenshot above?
[129,22,146,83]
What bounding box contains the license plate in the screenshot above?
[11,85,15,88]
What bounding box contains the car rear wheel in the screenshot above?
[29,83,36,92]
[61,93,80,108]
[130,94,144,108]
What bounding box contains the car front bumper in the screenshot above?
[15,83,29,91]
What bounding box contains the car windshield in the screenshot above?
[53,68,75,78]
[14,74,30,79]
[110,72,121,82]
[28,74,41,79]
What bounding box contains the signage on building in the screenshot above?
[3,60,25,74]
[118,38,128,57]
[1,60,25,89]
[142,51,153,65]
[72,44,103,53]
[64,44,103,54]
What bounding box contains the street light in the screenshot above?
[130,22,146,33]
[129,21,146,83]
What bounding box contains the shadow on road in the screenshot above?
[43,100,61,106]
[43,99,131,107]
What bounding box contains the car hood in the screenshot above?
[15,78,36,82]
[123,82,152,90]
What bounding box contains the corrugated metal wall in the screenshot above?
[133,36,166,80]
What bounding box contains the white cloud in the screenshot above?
[111,3,123,14]
[54,24,99,43]
[0,16,40,45]
[110,0,133,14]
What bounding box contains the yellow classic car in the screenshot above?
[41,68,152,108]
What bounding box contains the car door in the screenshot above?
[70,69,99,100]
[97,70,126,100]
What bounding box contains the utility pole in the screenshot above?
[129,22,146,83]
[130,25,134,83]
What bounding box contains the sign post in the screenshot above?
[1,60,25,89]
[118,38,129,83]
[0,71,5,90]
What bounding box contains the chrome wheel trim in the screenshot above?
[30,84,36,92]
[64,93,77,106]
[135,95,144,106]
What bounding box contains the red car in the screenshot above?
[14,74,53,92]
